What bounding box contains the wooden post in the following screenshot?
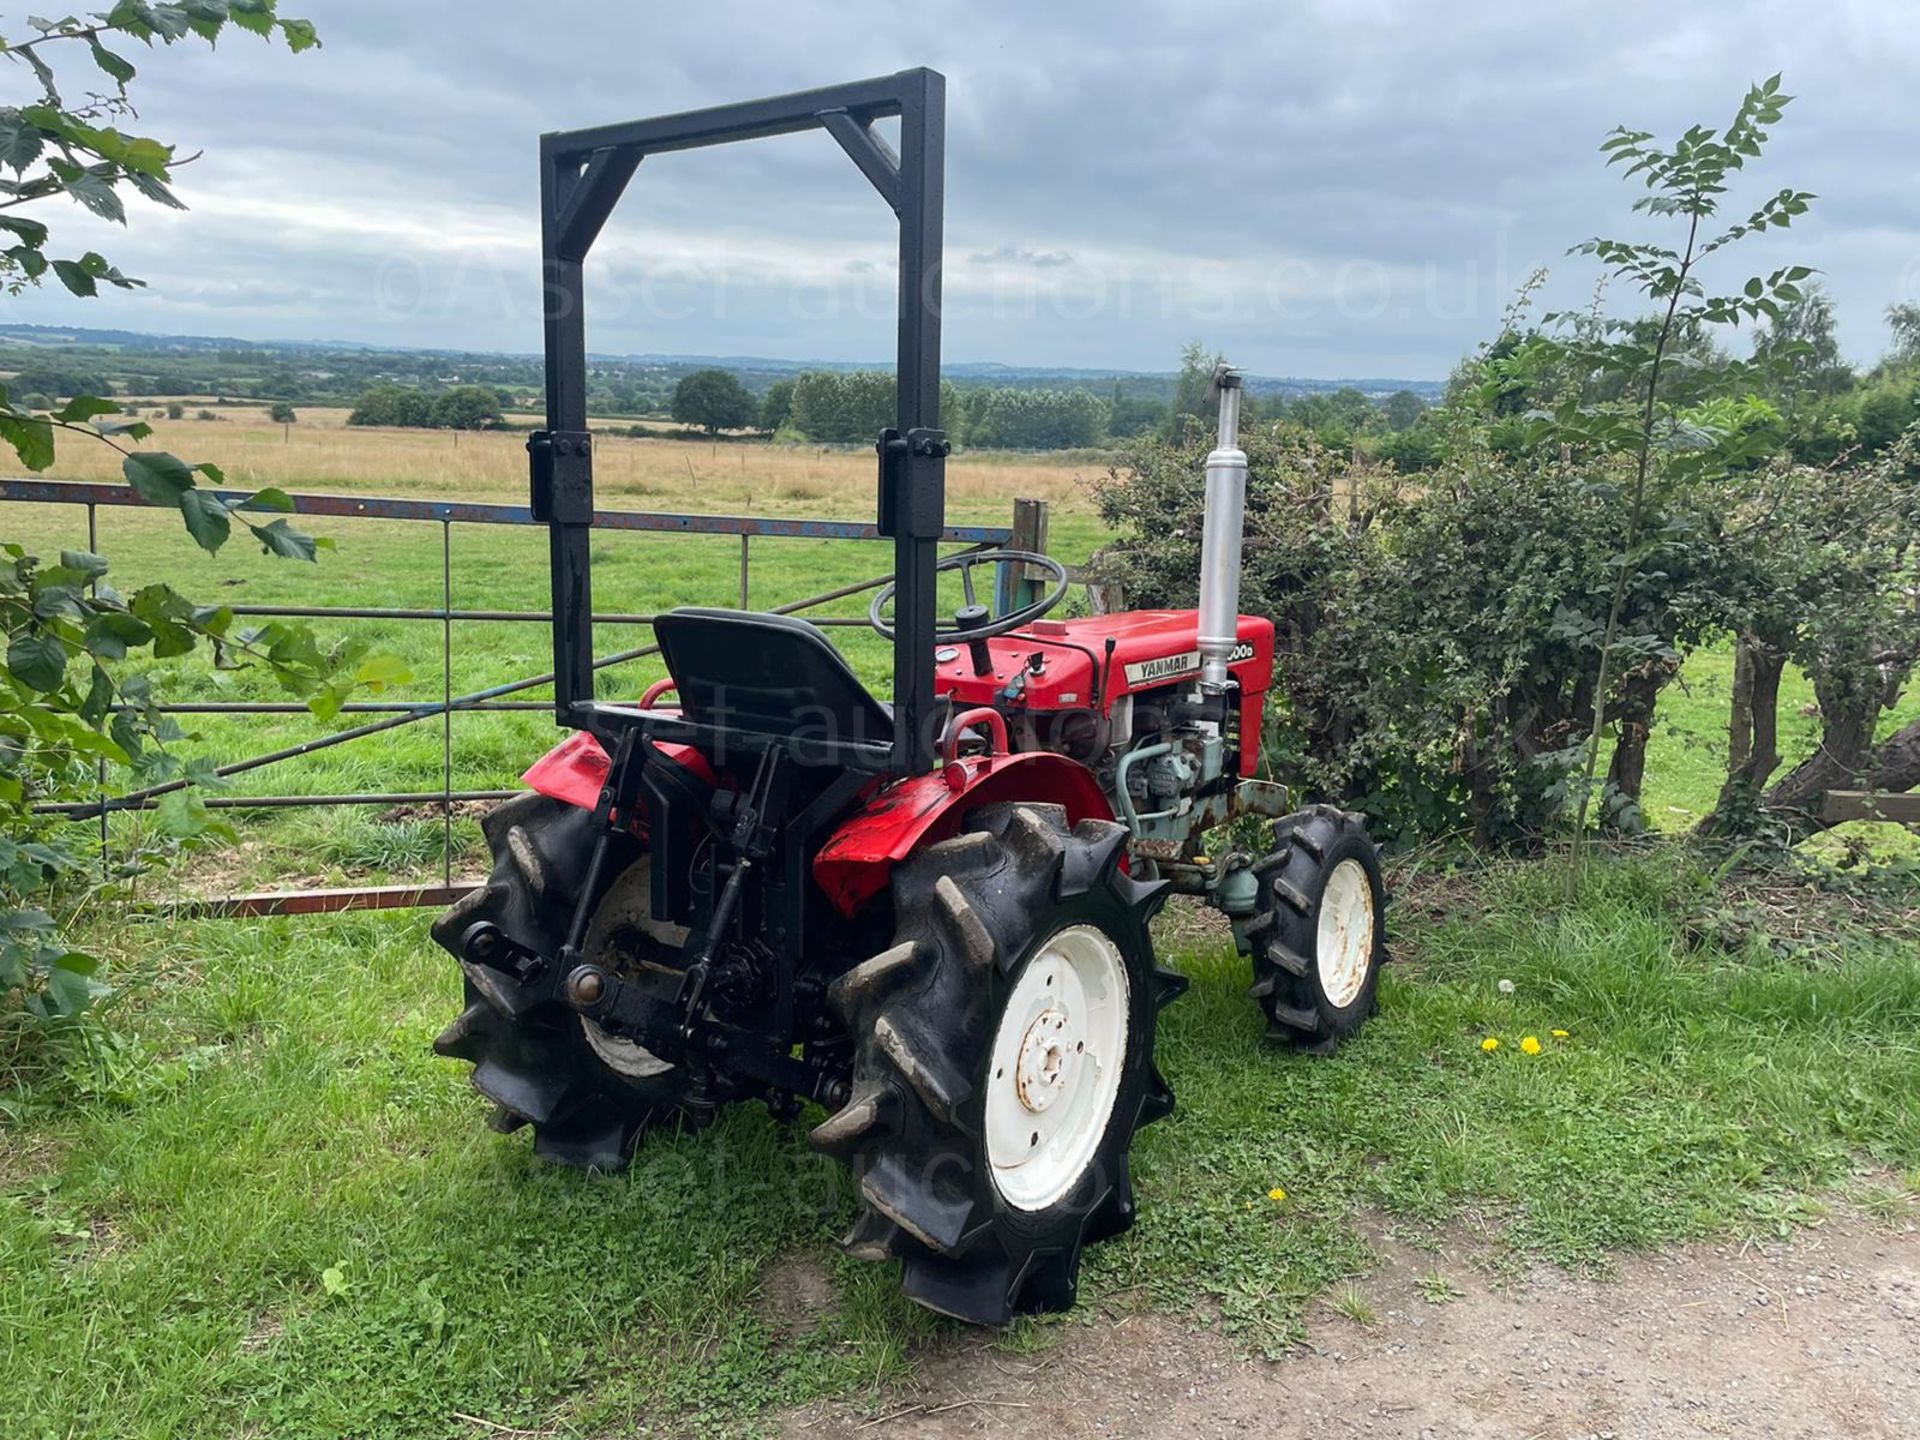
[998,497,1050,612]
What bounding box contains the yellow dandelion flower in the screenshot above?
[1268,1186,1287,1202]
[1521,1035,1542,1055]
[1551,1029,1570,1038]
[1481,1036,1500,1052]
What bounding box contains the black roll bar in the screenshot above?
[531,68,948,774]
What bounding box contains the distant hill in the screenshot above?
[0,323,1446,401]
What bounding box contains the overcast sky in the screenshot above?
[8,0,1917,379]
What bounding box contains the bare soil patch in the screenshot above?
[779,1215,1920,1439]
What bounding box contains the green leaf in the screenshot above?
[53,163,126,224]
[0,113,46,173]
[307,679,350,723]
[53,394,118,424]
[0,214,51,246]
[153,787,212,839]
[52,258,100,297]
[280,17,320,51]
[88,38,137,85]
[178,488,233,553]
[0,412,56,470]
[8,630,70,692]
[122,451,196,507]
[41,962,105,1016]
[58,549,110,579]
[181,0,232,41]
[242,486,294,512]
[229,0,274,35]
[247,518,318,562]
[355,653,412,690]
[83,611,152,660]
[125,168,185,210]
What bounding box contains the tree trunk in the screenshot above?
[1603,656,1679,830]
[1702,639,1785,834]
[1762,677,1920,837]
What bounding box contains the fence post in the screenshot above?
[996,497,1050,612]
[441,520,454,886]
[89,501,107,878]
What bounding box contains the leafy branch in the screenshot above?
[1488,76,1814,892]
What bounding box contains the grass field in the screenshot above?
[3,417,1919,1437]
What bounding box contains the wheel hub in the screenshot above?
[1014,1008,1075,1113]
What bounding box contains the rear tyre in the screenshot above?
[1245,805,1387,1053]
[429,792,699,1170]
[812,803,1186,1325]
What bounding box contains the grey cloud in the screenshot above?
[6,0,1917,377]
[969,246,1077,269]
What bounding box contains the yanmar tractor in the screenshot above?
[431,69,1386,1325]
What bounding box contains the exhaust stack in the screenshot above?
[1196,365,1247,691]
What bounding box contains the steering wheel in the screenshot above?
[868,548,1071,643]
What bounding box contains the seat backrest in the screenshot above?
[652,607,893,751]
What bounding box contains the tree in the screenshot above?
[760,377,795,433]
[433,385,502,430]
[1752,283,1852,399]
[268,401,297,424]
[787,370,896,443]
[670,368,754,436]
[1701,433,1920,839]
[1886,302,1920,369]
[1382,389,1427,432]
[1496,76,1814,887]
[1107,386,1167,439]
[7,367,111,401]
[962,386,1108,449]
[1165,341,1224,438]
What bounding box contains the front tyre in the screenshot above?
[1246,805,1388,1052]
[811,803,1186,1325]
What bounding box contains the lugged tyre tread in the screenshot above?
[814,802,1182,1324]
[1250,807,1388,1052]
[430,793,699,1171]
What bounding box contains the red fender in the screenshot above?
[520,730,718,816]
[813,751,1115,918]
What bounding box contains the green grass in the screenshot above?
[4,850,1916,1435]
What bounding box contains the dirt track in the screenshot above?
[778,1214,1920,1439]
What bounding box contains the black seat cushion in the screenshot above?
[652,607,893,749]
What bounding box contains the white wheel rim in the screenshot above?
[580,862,686,1082]
[582,1022,675,1080]
[1316,858,1376,1011]
[985,923,1130,1213]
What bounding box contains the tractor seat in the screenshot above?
[652,607,893,752]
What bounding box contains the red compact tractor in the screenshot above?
[432,69,1386,1324]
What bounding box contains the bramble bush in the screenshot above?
[1095,427,1722,845]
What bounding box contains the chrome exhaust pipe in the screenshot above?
[1196,366,1246,691]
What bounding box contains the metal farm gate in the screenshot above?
[3,475,1023,917]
